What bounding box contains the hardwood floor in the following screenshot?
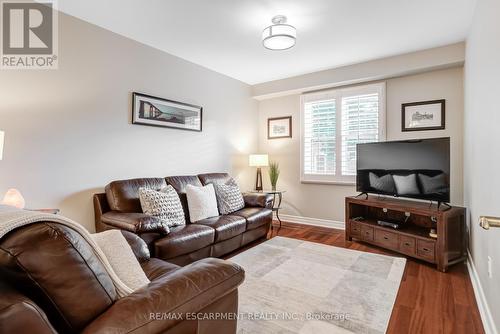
[263,221,485,334]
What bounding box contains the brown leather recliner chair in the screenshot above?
[93,173,274,266]
[0,222,245,334]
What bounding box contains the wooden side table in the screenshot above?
[27,208,60,214]
[249,190,286,230]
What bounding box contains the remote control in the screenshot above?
[377,220,400,229]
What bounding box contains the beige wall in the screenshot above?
[258,67,464,223]
[0,12,258,232]
[464,0,500,330]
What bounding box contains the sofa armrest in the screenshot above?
[101,211,170,235]
[243,192,274,209]
[81,258,244,334]
[120,230,151,263]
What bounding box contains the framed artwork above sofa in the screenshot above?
[132,92,203,132]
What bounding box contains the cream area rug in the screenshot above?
[230,237,406,334]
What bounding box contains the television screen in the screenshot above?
[356,137,450,202]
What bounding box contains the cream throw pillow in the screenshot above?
[185,184,219,222]
[92,230,150,291]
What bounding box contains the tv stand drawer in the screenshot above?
[361,225,374,241]
[399,235,416,256]
[374,229,399,249]
[417,239,436,261]
[350,222,361,237]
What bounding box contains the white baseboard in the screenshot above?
[467,251,498,334]
[274,213,345,230]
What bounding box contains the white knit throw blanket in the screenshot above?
[0,205,133,297]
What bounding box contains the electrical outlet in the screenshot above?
[488,256,493,278]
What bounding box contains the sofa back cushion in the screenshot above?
[0,223,117,333]
[198,173,232,186]
[165,175,203,222]
[105,178,167,213]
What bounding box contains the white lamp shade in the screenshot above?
[2,188,25,209]
[249,154,269,167]
[0,130,4,160]
[262,24,296,50]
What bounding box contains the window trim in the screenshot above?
[300,82,386,185]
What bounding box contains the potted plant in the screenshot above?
[269,161,280,191]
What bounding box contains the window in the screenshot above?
[300,83,386,184]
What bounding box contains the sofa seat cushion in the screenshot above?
[154,224,215,260]
[195,215,247,242]
[140,258,180,281]
[232,207,272,230]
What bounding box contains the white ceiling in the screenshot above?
[58,0,476,85]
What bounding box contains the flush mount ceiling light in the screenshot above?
[262,15,296,50]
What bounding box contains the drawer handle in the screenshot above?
[383,236,389,240]
[422,247,430,252]
[365,231,370,234]
[404,242,411,246]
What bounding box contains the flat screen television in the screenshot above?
[356,137,450,203]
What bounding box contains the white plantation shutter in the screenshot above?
[301,83,385,184]
[303,99,336,175]
[341,93,380,176]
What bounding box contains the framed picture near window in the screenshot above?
[401,99,445,132]
[268,116,292,139]
[132,92,202,132]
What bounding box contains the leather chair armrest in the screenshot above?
[101,211,170,235]
[120,230,151,263]
[81,258,245,334]
[243,192,274,209]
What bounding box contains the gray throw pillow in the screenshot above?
[138,186,185,228]
[369,172,396,193]
[213,179,245,215]
[418,173,448,194]
[393,174,420,196]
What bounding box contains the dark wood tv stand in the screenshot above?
[345,196,466,272]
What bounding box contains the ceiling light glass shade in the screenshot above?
[262,16,296,50]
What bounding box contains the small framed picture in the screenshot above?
[268,116,292,139]
[401,99,445,132]
[132,92,202,132]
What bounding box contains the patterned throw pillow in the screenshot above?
[369,172,396,194]
[213,179,245,215]
[138,186,185,228]
[418,173,448,194]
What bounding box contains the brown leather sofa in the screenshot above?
[93,173,273,266]
[0,222,245,334]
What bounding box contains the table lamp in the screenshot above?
[0,131,25,209]
[2,188,25,209]
[249,154,268,191]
